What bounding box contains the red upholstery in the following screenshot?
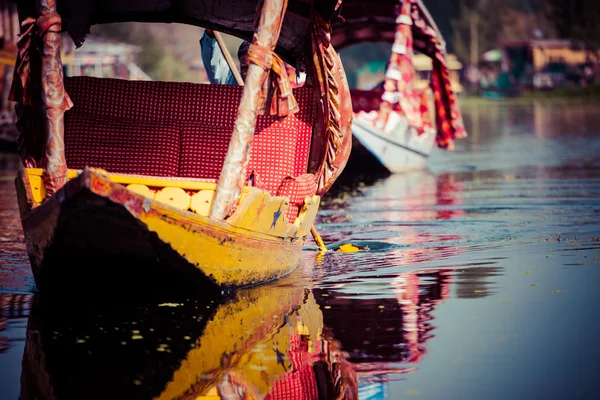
[350,88,384,113]
[179,123,231,181]
[64,114,180,176]
[63,77,317,222]
[277,174,318,222]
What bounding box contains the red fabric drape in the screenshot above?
[366,0,466,149]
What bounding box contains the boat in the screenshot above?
[331,0,466,174]
[10,0,352,292]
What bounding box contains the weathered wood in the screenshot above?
[39,0,71,195]
[210,0,289,220]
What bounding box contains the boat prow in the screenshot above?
[16,168,320,292]
[351,116,436,174]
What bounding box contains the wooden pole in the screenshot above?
[39,0,70,195]
[210,0,288,220]
[212,27,326,248]
[311,226,328,253]
[213,31,244,86]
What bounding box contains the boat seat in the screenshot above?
[350,87,434,129]
[350,88,384,113]
[63,77,317,221]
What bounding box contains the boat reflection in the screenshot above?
[0,292,32,352]
[20,267,477,400]
[20,279,357,400]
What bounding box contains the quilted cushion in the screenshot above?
[179,123,231,180]
[63,77,318,221]
[178,86,315,198]
[277,174,317,222]
[351,88,383,113]
[64,114,180,177]
[66,77,239,123]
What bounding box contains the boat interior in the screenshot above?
[25,77,320,222]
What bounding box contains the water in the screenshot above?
[1,103,600,399]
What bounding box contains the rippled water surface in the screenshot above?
[1,103,600,399]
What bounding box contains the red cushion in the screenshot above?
[63,77,318,222]
[64,114,180,176]
[179,123,231,180]
[277,174,317,222]
[351,88,383,113]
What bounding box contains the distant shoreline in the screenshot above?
[459,86,600,106]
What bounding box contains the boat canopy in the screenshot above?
[12,0,341,66]
[331,0,445,57]
[339,0,465,149]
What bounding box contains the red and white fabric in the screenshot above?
[276,173,318,222]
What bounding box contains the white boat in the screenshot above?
[352,113,436,173]
[332,0,466,175]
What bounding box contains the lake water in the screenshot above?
[1,102,600,399]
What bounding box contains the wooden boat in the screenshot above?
[10,0,352,291]
[331,0,466,174]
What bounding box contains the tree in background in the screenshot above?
[545,0,600,82]
[545,0,600,50]
[451,0,516,64]
[450,0,507,90]
[451,0,555,79]
[92,23,207,82]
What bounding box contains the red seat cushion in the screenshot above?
[276,173,317,222]
[178,86,316,197]
[350,88,383,113]
[64,114,180,177]
[179,123,231,180]
[63,77,318,221]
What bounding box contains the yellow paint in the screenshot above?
[337,243,361,253]
[190,190,214,216]
[310,225,328,253]
[227,188,291,238]
[22,168,321,287]
[155,187,191,210]
[25,168,220,200]
[25,168,233,216]
[126,184,154,198]
[194,386,220,399]
[134,188,318,286]
[136,196,302,286]
[28,174,45,204]
[295,197,320,237]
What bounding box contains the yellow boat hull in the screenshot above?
[15,168,320,291]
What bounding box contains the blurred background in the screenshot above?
[0,1,598,97]
[1,2,600,399]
